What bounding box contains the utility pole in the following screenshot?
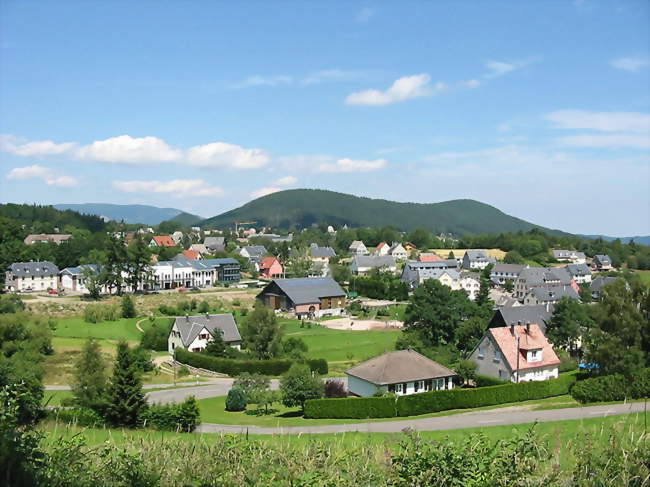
[515,335,520,383]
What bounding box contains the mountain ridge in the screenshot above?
[53,203,201,226]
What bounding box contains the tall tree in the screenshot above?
[545,297,593,354]
[280,363,324,411]
[71,339,108,411]
[240,305,284,359]
[126,236,152,292]
[101,232,128,295]
[104,341,147,427]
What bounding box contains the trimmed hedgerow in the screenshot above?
[571,368,650,404]
[304,396,396,419]
[140,397,201,432]
[304,373,577,419]
[175,349,328,376]
[396,373,577,417]
[475,375,509,387]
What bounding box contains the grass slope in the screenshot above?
[199,188,567,235]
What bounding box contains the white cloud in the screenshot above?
[461,79,481,89]
[346,74,442,106]
[545,110,650,133]
[274,176,298,186]
[485,59,535,78]
[318,157,387,173]
[230,75,294,89]
[355,7,374,23]
[113,179,223,197]
[6,164,79,187]
[0,135,76,157]
[556,134,650,149]
[187,142,269,169]
[250,187,282,198]
[76,135,182,163]
[302,69,364,85]
[611,56,650,72]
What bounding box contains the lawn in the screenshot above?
[53,316,171,341]
[634,269,650,284]
[281,319,401,364]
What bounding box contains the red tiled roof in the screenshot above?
[183,250,200,260]
[153,235,176,247]
[489,325,560,371]
[260,256,279,269]
[419,253,442,262]
[376,242,388,249]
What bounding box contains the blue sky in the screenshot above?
[1,0,649,236]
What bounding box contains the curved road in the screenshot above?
[195,402,646,435]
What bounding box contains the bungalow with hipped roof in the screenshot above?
[257,277,346,318]
[346,350,456,397]
[469,323,560,382]
[168,313,241,354]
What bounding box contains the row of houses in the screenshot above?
[5,257,241,293]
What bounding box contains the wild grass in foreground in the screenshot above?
[35,413,650,486]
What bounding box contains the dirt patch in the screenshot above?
[317,317,403,331]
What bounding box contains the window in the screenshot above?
[414,380,424,393]
[494,350,501,362]
[395,383,403,394]
[477,346,485,359]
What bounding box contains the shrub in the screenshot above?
[305,397,396,419]
[397,373,577,417]
[121,295,136,318]
[175,349,328,376]
[158,304,179,316]
[140,320,172,351]
[83,303,104,323]
[49,407,105,427]
[571,368,650,403]
[140,397,200,432]
[475,375,509,387]
[324,379,347,398]
[177,366,190,377]
[225,387,247,411]
[557,350,578,373]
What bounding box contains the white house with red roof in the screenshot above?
[150,235,176,247]
[375,242,389,256]
[259,256,283,278]
[469,323,560,383]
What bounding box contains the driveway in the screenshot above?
[195,402,646,435]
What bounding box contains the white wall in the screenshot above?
[347,375,380,397]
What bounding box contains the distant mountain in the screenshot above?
[579,234,650,246]
[199,189,567,236]
[54,203,201,226]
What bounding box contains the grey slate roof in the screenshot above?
[173,313,241,346]
[465,250,489,260]
[552,249,586,260]
[346,350,456,385]
[351,255,396,269]
[156,257,239,270]
[566,263,591,277]
[60,264,100,276]
[203,237,225,250]
[272,277,345,305]
[594,254,612,266]
[518,267,573,286]
[491,263,525,275]
[309,245,336,259]
[529,285,580,302]
[491,304,554,332]
[405,259,458,270]
[242,245,267,258]
[591,276,618,293]
[8,261,59,277]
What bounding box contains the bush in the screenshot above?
[324,379,347,398]
[83,303,104,323]
[305,373,578,419]
[475,375,509,387]
[49,407,105,427]
[158,304,179,316]
[557,350,578,373]
[397,373,577,417]
[571,368,650,403]
[305,397,396,419]
[140,397,200,432]
[140,320,172,351]
[121,295,136,318]
[225,387,247,411]
[175,349,328,376]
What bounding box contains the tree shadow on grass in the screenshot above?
[244,408,280,417]
[276,410,303,418]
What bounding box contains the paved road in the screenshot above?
[195,402,646,435]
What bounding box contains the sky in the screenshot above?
[1,0,649,236]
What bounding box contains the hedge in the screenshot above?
[140,397,201,432]
[304,397,396,419]
[303,373,577,419]
[475,374,509,387]
[571,368,650,404]
[397,373,577,417]
[175,349,328,376]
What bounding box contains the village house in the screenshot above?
[346,350,456,397]
[388,242,407,260]
[590,276,618,300]
[459,272,481,301]
[552,250,587,264]
[308,243,337,264]
[175,249,201,261]
[149,235,176,247]
[239,245,267,270]
[189,243,209,255]
[203,236,225,253]
[461,250,496,270]
[348,240,369,255]
[23,234,72,245]
[400,259,459,289]
[490,263,526,285]
[514,267,575,299]
[5,261,60,292]
[257,277,346,318]
[523,285,580,306]
[259,256,283,278]
[592,254,613,271]
[60,264,104,294]
[350,255,397,276]
[469,323,560,382]
[565,263,592,284]
[418,253,442,263]
[375,242,389,256]
[168,313,241,354]
[171,231,184,245]
[403,242,418,252]
[152,258,240,289]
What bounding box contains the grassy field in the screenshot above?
[53,316,170,341]
[634,269,650,284]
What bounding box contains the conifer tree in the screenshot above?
[71,339,108,411]
[105,340,147,427]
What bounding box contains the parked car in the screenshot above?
[190,286,200,292]
[48,289,58,295]
[178,288,189,293]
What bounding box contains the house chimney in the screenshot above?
[185,314,189,322]
[526,321,531,334]
[510,323,515,336]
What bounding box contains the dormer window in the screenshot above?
[527,349,542,362]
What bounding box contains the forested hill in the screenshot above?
[0,203,106,233]
[53,203,201,226]
[199,189,565,236]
